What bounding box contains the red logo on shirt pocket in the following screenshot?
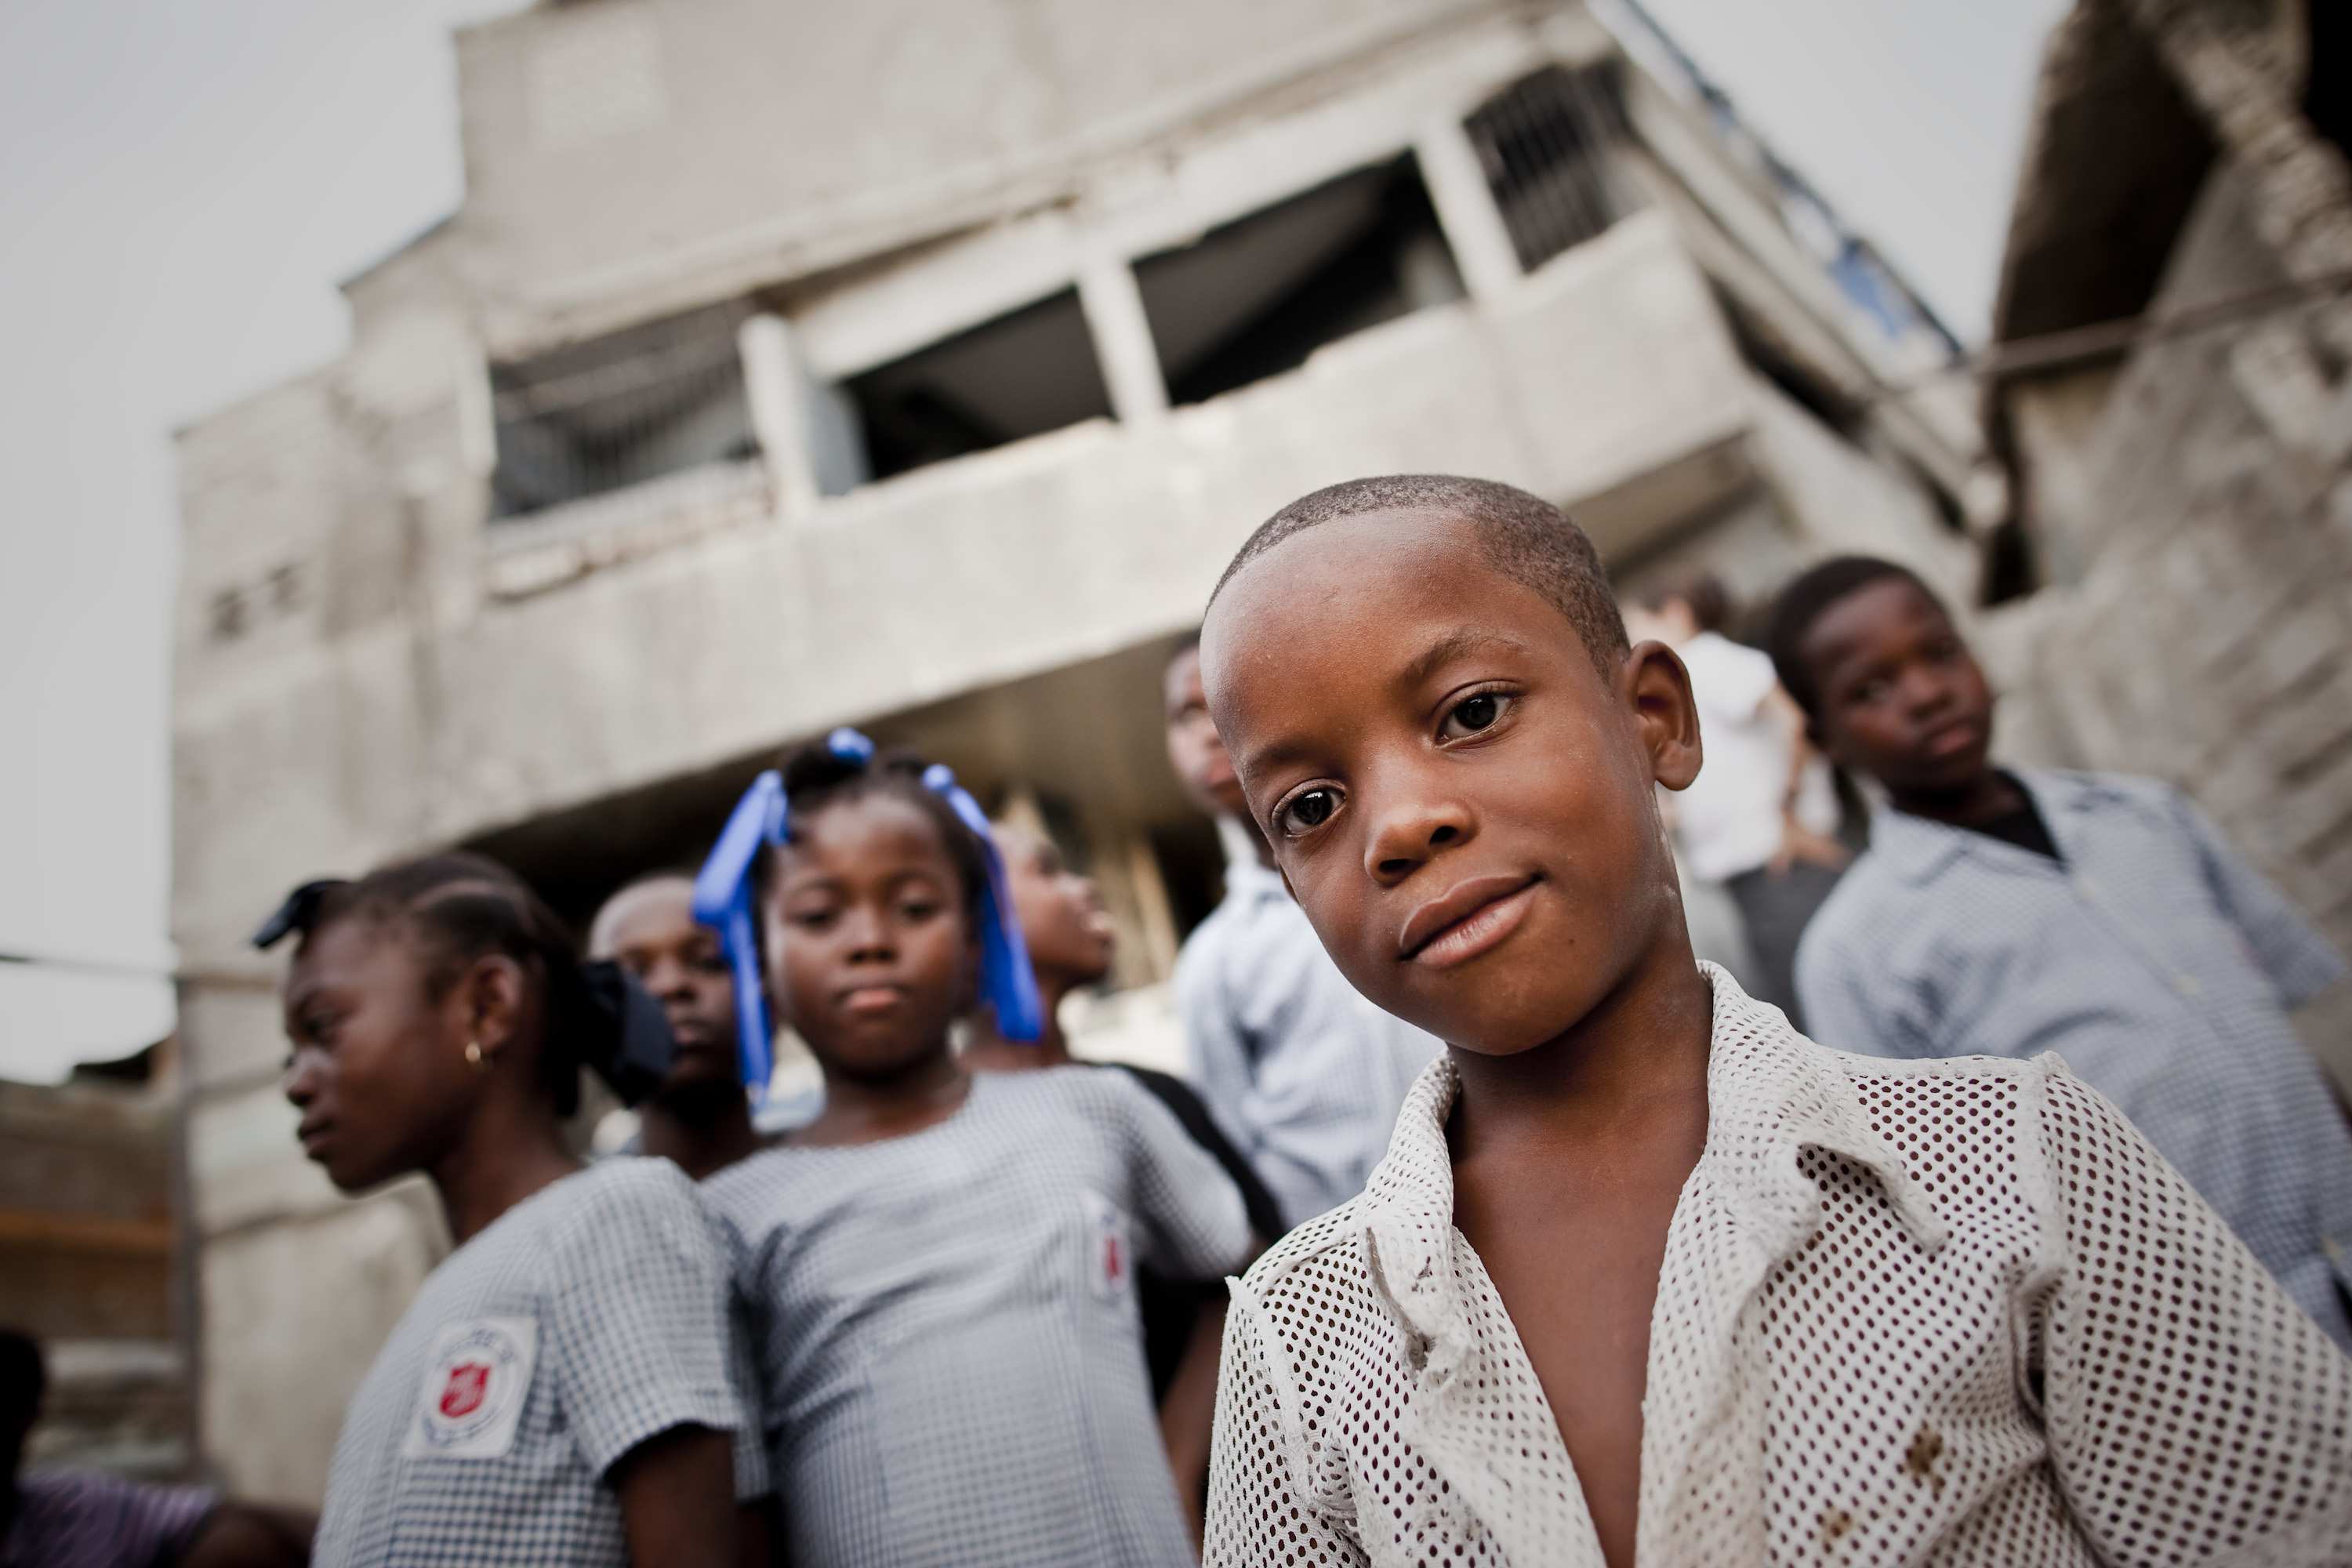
[1079,1189,1131,1303]
[439,1363,491,1419]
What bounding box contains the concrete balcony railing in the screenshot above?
[172,211,1753,982]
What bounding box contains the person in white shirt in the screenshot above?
[1640,574,1846,1023]
[1196,474,2352,1568]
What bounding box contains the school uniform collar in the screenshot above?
[1352,964,1946,1565]
[1869,768,2126,886]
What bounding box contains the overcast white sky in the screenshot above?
[0,0,2065,1083]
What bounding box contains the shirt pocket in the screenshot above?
[1074,1186,1135,1309]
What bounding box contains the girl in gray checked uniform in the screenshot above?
[257,853,761,1568]
[701,737,1258,1568]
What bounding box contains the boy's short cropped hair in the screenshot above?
[1764,554,1940,718]
[1210,474,1630,680]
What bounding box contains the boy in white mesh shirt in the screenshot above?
[1195,474,2352,1568]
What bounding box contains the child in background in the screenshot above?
[704,738,1254,1567]
[964,821,1280,1509]
[587,870,820,1179]
[588,872,767,1181]
[1198,476,2352,1567]
[260,853,752,1568]
[1772,554,2352,1348]
[1165,636,1443,1226]
[586,870,796,1551]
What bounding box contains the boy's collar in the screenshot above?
[1871,768,2124,884]
[1356,964,1947,1345]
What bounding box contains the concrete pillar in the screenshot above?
[738,314,820,518]
[1123,833,1181,984]
[1076,258,1170,425]
[1415,114,1523,305]
[452,339,498,482]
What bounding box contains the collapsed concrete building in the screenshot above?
[172,0,1983,1499]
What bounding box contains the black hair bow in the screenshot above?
[251,879,347,950]
[575,960,677,1108]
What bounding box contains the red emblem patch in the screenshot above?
[440,1362,492,1420]
[1102,1232,1125,1287]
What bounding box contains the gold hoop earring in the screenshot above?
[464,1040,490,1073]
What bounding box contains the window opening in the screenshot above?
[1715,285,1866,441]
[1464,63,1635,271]
[1132,155,1465,409]
[840,287,1111,483]
[490,300,756,520]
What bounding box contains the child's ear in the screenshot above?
[462,954,528,1056]
[1622,640,1702,793]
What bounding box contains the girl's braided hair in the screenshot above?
[280,852,598,1116]
[753,742,990,925]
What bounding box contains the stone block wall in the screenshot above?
[1997,148,2352,1075]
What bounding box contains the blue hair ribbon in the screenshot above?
[691,768,788,1106]
[691,729,1046,1099]
[922,762,1045,1044]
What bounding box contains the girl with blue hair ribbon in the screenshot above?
[695,731,1258,1566]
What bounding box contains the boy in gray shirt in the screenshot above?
[1166,636,1442,1226]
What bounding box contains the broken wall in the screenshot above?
[1997,155,2352,1077]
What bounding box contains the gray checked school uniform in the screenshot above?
[1797,769,2352,1348]
[311,1158,756,1567]
[1179,850,1444,1228]
[709,1066,1254,1568]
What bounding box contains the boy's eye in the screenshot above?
[898,898,941,920]
[1439,691,1512,741]
[789,907,838,931]
[1275,787,1341,838]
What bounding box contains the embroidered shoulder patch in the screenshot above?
[402,1316,539,1461]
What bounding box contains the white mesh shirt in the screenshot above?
[710,1065,1255,1568]
[311,1158,753,1568]
[1205,965,2352,1567]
